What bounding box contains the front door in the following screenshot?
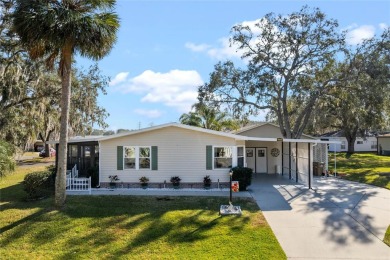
[246,148,268,173]
[256,148,267,173]
[246,148,255,173]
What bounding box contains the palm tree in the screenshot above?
[180,104,239,131]
[13,0,119,207]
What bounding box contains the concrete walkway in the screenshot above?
[248,174,390,260]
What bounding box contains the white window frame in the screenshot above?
[237,146,245,167]
[123,146,151,170]
[356,140,363,145]
[213,146,245,170]
[340,141,346,150]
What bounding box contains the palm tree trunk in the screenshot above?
[55,45,72,208]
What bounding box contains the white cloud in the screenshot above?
[239,18,264,35]
[134,109,163,118]
[186,18,279,61]
[109,72,129,86]
[206,37,244,60]
[346,25,376,45]
[379,23,388,30]
[112,70,203,112]
[185,42,211,52]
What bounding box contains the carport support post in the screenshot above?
[289,142,291,179]
[296,142,298,183]
[281,142,284,176]
[229,170,233,204]
[334,149,337,177]
[308,143,311,189]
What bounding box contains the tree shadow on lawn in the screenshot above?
[299,180,381,245]
[1,194,256,258]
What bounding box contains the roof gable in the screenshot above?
[235,122,315,139]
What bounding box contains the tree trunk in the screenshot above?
[346,135,356,154]
[55,45,72,208]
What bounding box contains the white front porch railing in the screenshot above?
[66,165,91,194]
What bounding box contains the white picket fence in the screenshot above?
[66,165,91,194]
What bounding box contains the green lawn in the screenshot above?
[0,166,286,259]
[384,225,390,247]
[329,152,390,189]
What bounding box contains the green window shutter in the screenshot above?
[151,146,158,170]
[117,146,123,170]
[206,145,212,170]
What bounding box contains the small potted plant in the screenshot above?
[203,175,212,189]
[139,176,149,189]
[108,175,119,189]
[170,176,181,189]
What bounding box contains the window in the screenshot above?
[341,141,346,149]
[371,141,377,149]
[124,146,150,170]
[357,141,363,145]
[139,147,151,169]
[214,147,232,169]
[124,147,136,169]
[237,146,244,167]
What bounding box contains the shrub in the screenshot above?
[231,167,253,191]
[0,140,15,177]
[23,170,55,199]
[87,166,99,188]
[170,176,181,185]
[203,175,212,186]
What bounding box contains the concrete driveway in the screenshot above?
[249,174,390,260]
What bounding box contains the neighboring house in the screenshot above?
[377,134,390,155]
[319,130,377,152]
[51,123,335,190]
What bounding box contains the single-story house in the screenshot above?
[51,123,336,190]
[319,130,377,152]
[377,134,390,155]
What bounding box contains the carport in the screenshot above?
[243,137,338,189]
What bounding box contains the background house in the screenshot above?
[319,130,377,152]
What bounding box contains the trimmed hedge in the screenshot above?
[23,170,55,199]
[231,166,253,191]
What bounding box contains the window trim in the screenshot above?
[237,145,245,167]
[212,146,245,170]
[123,146,151,170]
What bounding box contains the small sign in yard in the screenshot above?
[219,204,242,216]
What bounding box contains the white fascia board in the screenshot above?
[241,137,279,142]
[283,138,341,144]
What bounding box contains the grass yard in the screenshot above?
[329,152,390,189]
[0,166,286,259]
[385,225,390,247]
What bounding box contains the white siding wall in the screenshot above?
[327,137,377,152]
[99,126,240,184]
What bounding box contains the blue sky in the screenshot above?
[76,0,390,131]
